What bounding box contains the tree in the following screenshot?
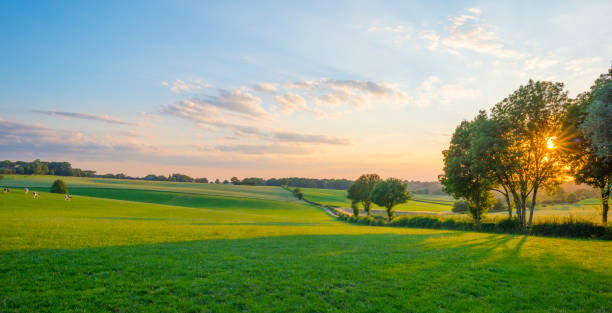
[293,188,304,200]
[346,174,381,216]
[582,67,612,160]
[565,67,612,223]
[370,178,410,221]
[230,177,240,185]
[440,113,496,226]
[490,80,570,228]
[351,201,360,217]
[50,179,68,194]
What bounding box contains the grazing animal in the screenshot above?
[33,192,39,199]
[3,188,8,193]
[24,187,29,194]
[64,194,72,201]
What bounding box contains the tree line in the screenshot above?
[440,66,611,227]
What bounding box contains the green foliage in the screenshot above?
[565,66,612,223]
[440,112,496,226]
[347,174,381,216]
[50,179,68,194]
[292,188,304,200]
[350,200,359,217]
[370,178,411,221]
[452,200,469,213]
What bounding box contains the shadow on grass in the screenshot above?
[1,233,609,313]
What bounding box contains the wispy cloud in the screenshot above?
[33,110,137,126]
[423,8,525,59]
[254,83,278,94]
[161,79,211,94]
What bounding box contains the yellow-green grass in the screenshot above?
[487,200,605,223]
[1,190,611,311]
[1,174,297,202]
[300,187,453,212]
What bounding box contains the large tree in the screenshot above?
[490,80,570,228]
[439,112,496,226]
[347,174,381,216]
[565,67,612,223]
[370,178,410,221]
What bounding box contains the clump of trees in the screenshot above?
[346,175,410,221]
[347,174,381,216]
[292,188,304,200]
[50,179,68,194]
[440,66,612,226]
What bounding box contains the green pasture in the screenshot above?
[1,178,610,311]
[0,174,297,203]
[300,187,454,212]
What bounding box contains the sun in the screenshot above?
[547,137,556,149]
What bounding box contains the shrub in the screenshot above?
[452,200,469,213]
[50,179,68,194]
[336,212,611,240]
[565,193,578,204]
[292,188,304,200]
[490,199,507,212]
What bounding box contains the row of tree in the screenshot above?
[346,174,412,221]
[440,66,611,227]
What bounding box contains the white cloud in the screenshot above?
[254,83,278,93]
[33,110,137,126]
[423,8,525,59]
[412,76,480,108]
[163,79,211,94]
[274,93,308,113]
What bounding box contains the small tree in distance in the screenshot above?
[347,174,381,216]
[370,178,410,221]
[293,188,304,200]
[50,179,68,194]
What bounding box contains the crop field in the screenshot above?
[300,187,454,212]
[1,178,611,312]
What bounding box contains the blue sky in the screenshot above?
[1,1,611,180]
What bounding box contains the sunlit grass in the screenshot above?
[300,187,454,212]
[1,185,610,311]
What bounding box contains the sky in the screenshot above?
[1,1,611,181]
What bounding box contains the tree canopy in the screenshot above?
[370,178,410,221]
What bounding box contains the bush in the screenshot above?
[565,193,578,204]
[490,199,507,212]
[452,200,469,213]
[337,213,611,240]
[50,179,68,194]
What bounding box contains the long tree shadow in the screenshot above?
[0,233,609,313]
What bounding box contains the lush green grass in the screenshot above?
[300,187,453,212]
[1,174,297,202]
[1,189,611,312]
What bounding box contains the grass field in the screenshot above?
[0,174,297,203]
[1,180,611,312]
[300,187,454,212]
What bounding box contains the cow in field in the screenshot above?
[3,188,8,193]
[24,187,29,194]
[33,192,39,199]
[64,194,72,201]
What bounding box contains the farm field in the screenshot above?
[300,187,454,212]
[0,174,297,203]
[1,182,611,312]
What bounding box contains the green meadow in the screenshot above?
[0,174,297,202]
[1,178,611,312]
[300,187,454,212]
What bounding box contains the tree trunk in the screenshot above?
[528,187,538,228]
[364,201,371,216]
[387,206,393,221]
[602,185,610,224]
[474,193,480,228]
[504,192,512,219]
